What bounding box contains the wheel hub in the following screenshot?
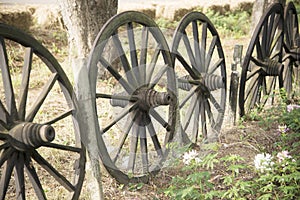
[178,74,225,98]
[134,87,171,111]
[9,122,55,151]
[252,58,283,76]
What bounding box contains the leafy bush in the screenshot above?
[205,9,251,38]
[164,101,300,200]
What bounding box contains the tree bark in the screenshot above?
[59,1,118,199]
[59,0,118,59]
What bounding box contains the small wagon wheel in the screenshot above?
[0,24,86,199]
[239,3,284,116]
[87,11,177,183]
[283,1,300,97]
[171,11,226,144]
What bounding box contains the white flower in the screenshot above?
[182,150,201,165]
[254,153,274,173]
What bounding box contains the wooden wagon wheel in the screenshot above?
[171,11,226,144]
[0,23,86,199]
[283,1,300,97]
[239,3,284,116]
[87,11,177,183]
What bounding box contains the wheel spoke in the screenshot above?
[200,97,208,139]
[0,143,9,151]
[127,22,138,68]
[25,73,58,122]
[262,76,276,106]
[96,93,136,101]
[0,37,18,119]
[192,94,200,142]
[112,32,138,87]
[207,58,224,75]
[179,86,199,108]
[245,74,260,102]
[102,102,138,134]
[18,47,33,120]
[270,29,283,56]
[270,50,281,60]
[146,44,161,84]
[128,122,138,172]
[24,154,47,200]
[265,14,276,51]
[149,64,168,86]
[262,21,268,57]
[0,132,8,140]
[98,58,134,93]
[43,110,73,125]
[140,27,149,85]
[246,66,262,81]
[0,152,16,200]
[0,147,14,167]
[175,52,199,79]
[140,125,148,174]
[146,121,163,157]
[192,20,201,69]
[0,100,10,129]
[42,143,82,153]
[205,36,217,72]
[209,94,224,113]
[14,152,25,200]
[204,98,216,130]
[267,13,276,51]
[182,94,198,132]
[32,150,75,192]
[249,76,262,110]
[200,22,208,72]
[182,30,197,71]
[112,116,135,163]
[127,22,140,84]
[255,38,264,60]
[149,108,171,131]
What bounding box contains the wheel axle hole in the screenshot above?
[41,125,55,142]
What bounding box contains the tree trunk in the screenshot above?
[59,0,117,59]
[59,1,118,199]
[251,0,286,32]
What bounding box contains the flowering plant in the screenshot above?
[276,150,293,163]
[182,150,202,165]
[254,153,274,173]
[286,104,300,112]
[277,124,289,134]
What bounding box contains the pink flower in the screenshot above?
[287,104,300,112]
[277,125,289,134]
[277,150,292,163]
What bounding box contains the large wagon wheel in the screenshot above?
[171,11,226,144]
[283,1,300,97]
[87,11,177,183]
[239,3,284,116]
[0,24,86,199]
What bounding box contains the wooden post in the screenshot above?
[72,58,104,200]
[229,45,243,125]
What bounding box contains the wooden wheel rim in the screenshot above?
[0,23,86,200]
[171,11,226,143]
[87,11,178,183]
[283,2,300,96]
[239,3,284,116]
